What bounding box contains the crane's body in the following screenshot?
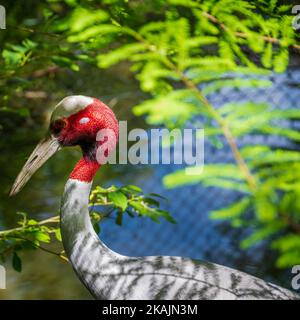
[62,177,298,300]
[10,95,299,300]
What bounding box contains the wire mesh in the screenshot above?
[100,69,300,289]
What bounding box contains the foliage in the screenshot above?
[0,184,171,271]
[0,0,300,270]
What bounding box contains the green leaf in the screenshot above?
[12,252,22,272]
[259,126,300,142]
[272,234,300,251]
[130,200,150,216]
[240,222,284,249]
[248,34,265,53]
[210,197,251,220]
[51,56,79,72]
[121,185,142,194]
[108,191,128,211]
[273,48,289,73]
[129,200,173,223]
[148,193,168,201]
[126,210,135,218]
[35,231,50,243]
[164,164,244,189]
[93,223,100,234]
[143,197,160,207]
[2,49,24,65]
[156,210,176,224]
[55,229,62,242]
[97,43,147,68]
[219,102,269,119]
[22,39,37,50]
[67,24,121,42]
[116,210,123,226]
[275,250,300,268]
[241,145,271,159]
[262,42,273,68]
[202,79,272,95]
[202,178,249,193]
[68,7,109,33]
[133,89,204,127]
[27,219,38,226]
[254,190,277,222]
[250,149,300,167]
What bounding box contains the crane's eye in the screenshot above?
[79,117,90,124]
[50,119,68,135]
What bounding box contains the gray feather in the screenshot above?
[60,179,299,300]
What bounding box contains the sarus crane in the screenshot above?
[10,95,299,300]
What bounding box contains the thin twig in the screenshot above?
[202,11,300,51]
[177,72,257,190]
[4,234,68,262]
[0,216,59,237]
[8,26,61,38]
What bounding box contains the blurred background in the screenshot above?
[0,0,300,299]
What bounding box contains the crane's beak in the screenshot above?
[9,134,61,196]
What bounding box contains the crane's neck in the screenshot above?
[60,157,100,255]
[60,156,123,297]
[60,181,94,256]
[69,157,100,182]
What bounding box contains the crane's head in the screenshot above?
[10,95,119,196]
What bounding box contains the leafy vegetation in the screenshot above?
[0,184,172,271]
[0,0,300,272]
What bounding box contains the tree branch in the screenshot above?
[5,234,68,262]
[127,29,257,190]
[201,11,300,51]
[0,216,59,237]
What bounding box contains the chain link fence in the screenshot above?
[100,69,300,290]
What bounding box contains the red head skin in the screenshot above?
[50,98,119,183]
